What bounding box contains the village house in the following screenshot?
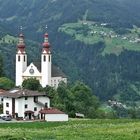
[0,89,6,104]
[1,88,68,121]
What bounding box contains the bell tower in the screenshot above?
[15,31,27,86]
[41,32,52,87]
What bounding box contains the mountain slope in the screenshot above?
[0,0,140,102]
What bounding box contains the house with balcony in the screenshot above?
[1,88,68,121]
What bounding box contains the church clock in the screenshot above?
[29,68,34,74]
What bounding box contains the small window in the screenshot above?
[25,97,28,100]
[18,56,20,61]
[34,107,37,111]
[25,104,28,109]
[49,55,51,62]
[34,96,38,103]
[1,98,3,102]
[6,111,9,114]
[24,55,26,62]
[45,103,48,108]
[44,55,46,62]
[6,103,9,107]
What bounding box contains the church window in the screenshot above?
[24,55,26,62]
[44,55,46,62]
[6,103,9,107]
[49,55,51,62]
[34,107,37,111]
[18,56,20,61]
[25,104,28,109]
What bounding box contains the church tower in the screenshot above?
[16,33,27,86]
[41,32,52,87]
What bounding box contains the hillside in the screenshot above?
[0,0,140,102]
[59,22,140,54]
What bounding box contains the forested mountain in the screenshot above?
[0,0,140,103]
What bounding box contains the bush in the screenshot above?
[0,77,14,90]
[22,78,41,91]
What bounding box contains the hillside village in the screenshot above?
[59,20,140,54]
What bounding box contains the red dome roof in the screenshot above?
[17,44,25,48]
[43,42,50,48]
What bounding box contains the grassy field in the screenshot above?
[0,119,140,140]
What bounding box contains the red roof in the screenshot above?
[43,42,50,48]
[39,108,65,114]
[0,89,6,94]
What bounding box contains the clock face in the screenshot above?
[29,68,34,74]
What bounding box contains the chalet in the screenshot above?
[1,89,50,119]
[0,89,68,121]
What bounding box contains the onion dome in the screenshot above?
[17,33,26,53]
[42,33,51,53]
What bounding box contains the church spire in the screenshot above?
[42,26,51,53]
[17,26,26,53]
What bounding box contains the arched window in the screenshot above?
[44,55,46,62]
[49,55,51,62]
[24,55,26,62]
[18,56,20,61]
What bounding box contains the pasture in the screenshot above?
[0,119,139,140]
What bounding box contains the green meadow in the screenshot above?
[0,119,140,140]
[59,22,140,55]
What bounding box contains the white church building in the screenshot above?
[16,32,67,88]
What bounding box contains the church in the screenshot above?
[16,31,67,88]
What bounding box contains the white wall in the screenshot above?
[22,63,41,78]
[41,53,52,87]
[0,97,3,104]
[45,114,68,122]
[3,98,12,115]
[51,77,67,88]
[16,52,27,86]
[15,96,50,118]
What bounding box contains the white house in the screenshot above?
[39,108,68,122]
[16,32,67,88]
[1,89,50,119]
[1,89,69,121]
[0,89,6,104]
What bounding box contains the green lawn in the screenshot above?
[0,119,140,140]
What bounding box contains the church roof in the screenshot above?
[32,62,67,78]
[0,89,49,98]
